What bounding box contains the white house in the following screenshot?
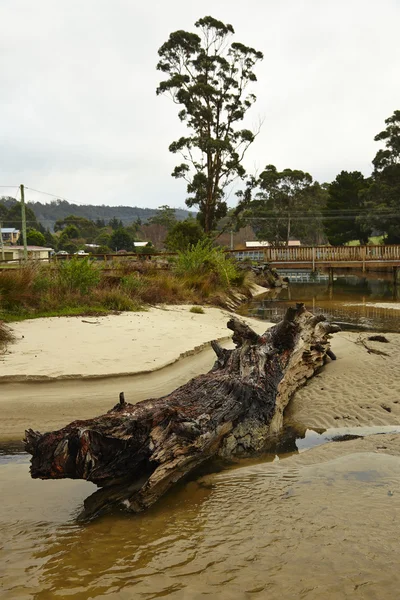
[2,246,53,262]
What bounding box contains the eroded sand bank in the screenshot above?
[1,306,400,441]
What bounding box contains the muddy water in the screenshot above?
[241,272,400,332]
[2,441,400,599]
[2,274,400,599]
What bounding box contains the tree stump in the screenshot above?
[25,304,340,518]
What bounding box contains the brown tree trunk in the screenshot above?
[25,304,339,519]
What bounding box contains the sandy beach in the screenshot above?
[1,305,400,441]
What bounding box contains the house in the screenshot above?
[2,246,53,262]
[235,240,301,261]
[1,228,20,244]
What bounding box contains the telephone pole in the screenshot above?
[20,184,28,261]
[0,221,4,261]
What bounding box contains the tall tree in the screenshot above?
[147,205,177,230]
[324,171,371,245]
[4,202,45,233]
[240,166,321,246]
[157,16,263,233]
[165,219,205,251]
[110,228,135,252]
[364,110,400,243]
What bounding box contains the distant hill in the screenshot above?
[29,200,193,231]
[0,197,193,231]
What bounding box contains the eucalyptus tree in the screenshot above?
[364,110,400,243]
[156,16,263,233]
[240,165,323,246]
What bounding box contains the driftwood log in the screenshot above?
[25,304,340,518]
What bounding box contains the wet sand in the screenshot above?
[286,332,400,430]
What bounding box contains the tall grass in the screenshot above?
[0,251,250,322]
[174,240,245,288]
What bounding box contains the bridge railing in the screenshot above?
[251,245,400,263]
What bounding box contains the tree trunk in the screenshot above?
[25,304,340,519]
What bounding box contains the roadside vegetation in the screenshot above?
[0,243,251,322]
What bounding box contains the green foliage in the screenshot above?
[110,228,135,251]
[57,258,100,295]
[189,305,204,314]
[54,215,97,240]
[157,15,263,232]
[94,288,142,311]
[174,240,240,288]
[363,110,400,243]
[165,219,205,251]
[4,202,44,233]
[25,228,46,246]
[109,216,124,230]
[238,166,324,245]
[62,224,80,239]
[323,171,371,245]
[147,205,177,230]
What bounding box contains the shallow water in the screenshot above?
[242,272,400,332]
[2,441,400,599]
[2,273,400,599]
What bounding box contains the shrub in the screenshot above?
[175,240,242,288]
[165,220,205,252]
[57,258,100,295]
[189,306,204,314]
[93,288,143,312]
[0,266,38,309]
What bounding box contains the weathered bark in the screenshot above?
[25,304,340,518]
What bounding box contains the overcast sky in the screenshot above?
[1,0,399,209]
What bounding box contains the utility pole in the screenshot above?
[0,220,4,261]
[20,184,28,261]
[230,230,234,250]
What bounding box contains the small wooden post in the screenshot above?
[361,246,366,273]
[328,267,334,286]
[312,246,316,271]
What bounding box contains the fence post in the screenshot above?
[312,246,316,271]
[361,246,366,272]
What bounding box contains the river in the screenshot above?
[1,272,400,599]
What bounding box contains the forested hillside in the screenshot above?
[26,200,191,231]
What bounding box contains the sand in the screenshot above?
[286,331,400,430]
[1,304,400,442]
[0,305,268,381]
[0,307,268,440]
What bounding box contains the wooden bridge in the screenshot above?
[231,245,400,276]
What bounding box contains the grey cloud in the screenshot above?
[1,0,399,208]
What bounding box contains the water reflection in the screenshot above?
[242,272,400,332]
[3,444,400,599]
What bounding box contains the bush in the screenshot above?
[0,266,38,309]
[93,288,143,312]
[175,240,241,288]
[165,220,205,252]
[189,306,204,314]
[57,258,100,295]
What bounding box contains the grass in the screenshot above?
[0,247,252,323]
[346,236,385,246]
[189,306,205,314]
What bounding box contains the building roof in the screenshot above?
[1,228,20,233]
[245,240,301,248]
[3,246,53,251]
